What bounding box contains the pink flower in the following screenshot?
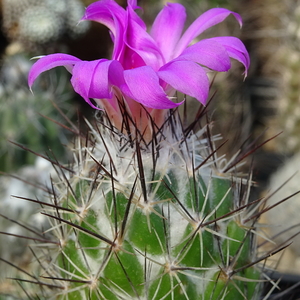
[28,0,249,112]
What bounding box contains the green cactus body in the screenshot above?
[30,111,262,300]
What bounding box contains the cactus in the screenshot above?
[0,0,291,299]
[1,106,267,300]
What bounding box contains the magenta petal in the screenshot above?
[81,0,126,36]
[209,36,250,73]
[70,59,125,108]
[125,1,146,30]
[177,39,231,71]
[71,59,109,99]
[127,0,138,7]
[150,3,186,62]
[70,60,106,109]
[28,53,80,88]
[124,6,163,70]
[158,60,209,105]
[175,8,242,57]
[81,0,127,62]
[122,66,182,109]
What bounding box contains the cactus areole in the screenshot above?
[25,1,259,300]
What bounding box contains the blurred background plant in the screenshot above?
[1,0,90,52]
[237,0,300,284]
[0,53,75,172]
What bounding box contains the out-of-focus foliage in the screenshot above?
[0,53,76,171]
